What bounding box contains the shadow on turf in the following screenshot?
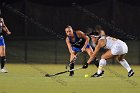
[29,64,67,86]
[105,66,137,87]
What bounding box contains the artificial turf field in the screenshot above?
[0,64,140,93]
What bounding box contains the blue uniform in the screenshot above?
[0,36,5,46]
[0,19,5,46]
[68,32,90,52]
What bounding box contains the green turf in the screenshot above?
[0,64,140,93]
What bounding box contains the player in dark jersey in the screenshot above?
[65,25,99,76]
[0,16,11,73]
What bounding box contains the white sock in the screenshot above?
[97,59,106,74]
[120,59,131,72]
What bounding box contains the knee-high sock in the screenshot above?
[97,59,106,74]
[70,62,74,70]
[120,59,131,72]
[1,56,6,69]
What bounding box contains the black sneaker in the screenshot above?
[128,69,134,77]
[91,71,104,78]
[91,72,98,77]
[101,70,104,74]
[69,71,74,76]
[91,73,103,78]
[91,70,104,77]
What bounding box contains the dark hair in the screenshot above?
[89,31,100,36]
[95,25,102,31]
[66,25,72,28]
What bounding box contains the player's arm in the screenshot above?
[1,18,11,35]
[66,37,77,62]
[66,37,74,54]
[87,40,104,64]
[76,31,89,52]
[83,40,103,69]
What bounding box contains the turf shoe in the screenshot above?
[0,68,8,73]
[91,73,103,78]
[91,70,104,77]
[101,70,104,74]
[128,69,134,77]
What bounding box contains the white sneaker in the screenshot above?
[0,68,8,73]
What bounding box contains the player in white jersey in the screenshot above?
[104,36,128,55]
[83,31,134,77]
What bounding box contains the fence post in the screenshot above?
[24,0,28,63]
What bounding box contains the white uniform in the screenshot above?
[101,36,128,55]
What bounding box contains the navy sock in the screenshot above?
[1,56,6,69]
[70,63,74,70]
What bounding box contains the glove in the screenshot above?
[83,62,88,69]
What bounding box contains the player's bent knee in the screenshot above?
[117,56,124,61]
[101,55,106,60]
[118,58,125,62]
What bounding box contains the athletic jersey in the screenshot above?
[0,18,2,34]
[0,18,5,46]
[101,36,123,50]
[68,32,86,48]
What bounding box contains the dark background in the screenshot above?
[0,0,139,64]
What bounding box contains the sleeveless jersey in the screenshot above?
[68,32,86,48]
[102,36,123,49]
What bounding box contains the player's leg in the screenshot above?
[0,36,8,73]
[116,54,134,77]
[68,52,77,76]
[92,50,114,77]
[116,54,131,72]
[68,47,81,76]
[0,46,7,73]
[85,46,103,77]
[115,41,134,77]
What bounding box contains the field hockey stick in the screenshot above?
[65,52,82,69]
[65,56,77,69]
[45,67,83,77]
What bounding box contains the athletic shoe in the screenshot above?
[91,73,103,78]
[69,71,74,76]
[0,68,8,73]
[101,70,104,74]
[91,70,104,78]
[128,69,134,77]
[91,70,104,77]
